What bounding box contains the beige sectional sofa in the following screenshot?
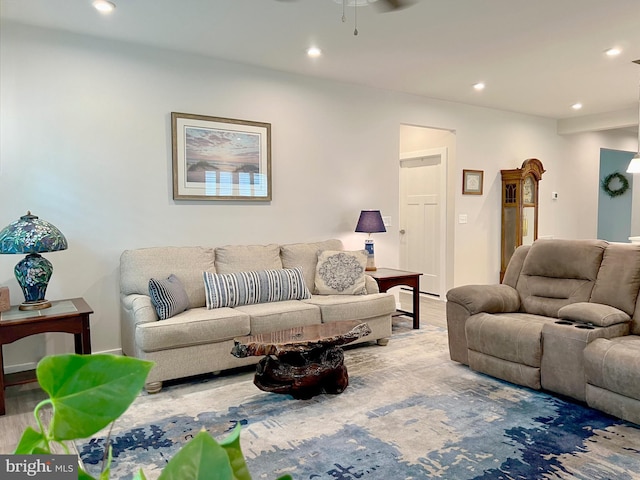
[446,238,640,425]
[120,239,396,393]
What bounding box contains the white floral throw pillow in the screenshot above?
[315,250,367,295]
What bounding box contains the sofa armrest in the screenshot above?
[364,275,379,294]
[120,294,159,357]
[558,302,631,327]
[121,294,159,326]
[446,284,520,315]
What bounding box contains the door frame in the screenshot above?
[399,147,448,298]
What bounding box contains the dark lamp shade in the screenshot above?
[355,210,386,234]
[0,212,68,254]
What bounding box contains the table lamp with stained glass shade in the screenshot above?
[0,212,68,310]
[355,210,386,271]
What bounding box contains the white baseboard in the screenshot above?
[4,348,124,375]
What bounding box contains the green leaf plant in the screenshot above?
[13,353,293,480]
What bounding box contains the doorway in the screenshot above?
[399,148,447,296]
[597,148,635,242]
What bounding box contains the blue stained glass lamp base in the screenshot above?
[14,253,53,310]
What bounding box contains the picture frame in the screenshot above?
[171,112,272,201]
[462,169,484,195]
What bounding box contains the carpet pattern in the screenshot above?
[77,320,640,479]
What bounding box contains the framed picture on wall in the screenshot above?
[462,169,484,195]
[171,112,272,201]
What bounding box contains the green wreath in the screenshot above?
[601,172,630,198]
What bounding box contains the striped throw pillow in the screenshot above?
[148,274,190,320]
[203,267,311,309]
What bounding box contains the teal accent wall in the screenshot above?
[597,148,634,242]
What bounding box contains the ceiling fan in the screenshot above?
[275,0,413,35]
[370,0,413,12]
[276,0,413,13]
[338,0,414,35]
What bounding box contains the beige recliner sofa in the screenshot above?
[446,238,640,424]
[120,239,396,393]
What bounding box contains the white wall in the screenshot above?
[553,130,637,240]
[0,21,632,371]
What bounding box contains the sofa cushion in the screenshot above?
[590,243,640,316]
[304,292,396,323]
[466,312,552,367]
[203,267,311,309]
[315,250,367,295]
[558,302,630,327]
[280,239,344,292]
[120,246,216,308]
[234,300,321,334]
[135,307,250,353]
[215,243,282,273]
[148,274,190,320]
[516,239,606,317]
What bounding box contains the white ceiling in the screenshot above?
[2,0,640,123]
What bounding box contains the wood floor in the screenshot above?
[0,294,447,454]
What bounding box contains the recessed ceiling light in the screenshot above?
[473,82,485,91]
[605,47,621,57]
[571,103,583,110]
[306,47,322,58]
[93,0,116,14]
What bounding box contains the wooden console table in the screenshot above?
[0,297,93,415]
[368,268,423,329]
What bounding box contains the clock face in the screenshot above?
[523,176,535,204]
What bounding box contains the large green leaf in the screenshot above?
[219,424,250,480]
[132,469,148,480]
[13,426,47,454]
[159,430,234,480]
[78,466,97,480]
[36,354,153,440]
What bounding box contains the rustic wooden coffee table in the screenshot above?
[231,321,371,399]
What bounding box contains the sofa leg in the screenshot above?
[377,338,390,346]
[145,381,163,394]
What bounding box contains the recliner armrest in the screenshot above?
[558,302,631,327]
[446,284,520,315]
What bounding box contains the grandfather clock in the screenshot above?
[500,158,545,280]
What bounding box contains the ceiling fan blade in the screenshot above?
[375,0,413,12]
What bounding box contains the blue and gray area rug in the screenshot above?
[76,319,640,479]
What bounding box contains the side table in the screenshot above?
[0,297,93,415]
[368,268,423,329]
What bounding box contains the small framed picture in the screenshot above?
[463,169,484,195]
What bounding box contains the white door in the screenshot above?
[399,148,447,297]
